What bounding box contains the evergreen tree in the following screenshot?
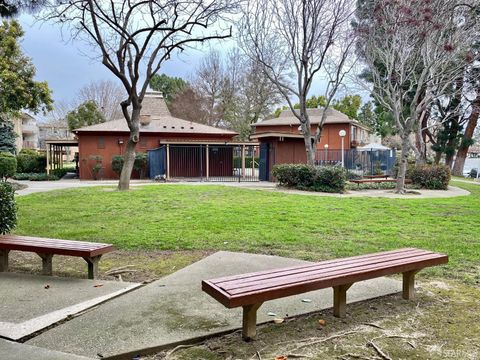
[0,119,16,153]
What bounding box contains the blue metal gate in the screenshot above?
[148,146,166,179]
[259,143,270,181]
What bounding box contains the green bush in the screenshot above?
[111,155,124,176]
[134,153,148,179]
[50,167,74,179]
[12,172,59,181]
[16,152,46,173]
[410,165,451,190]
[0,152,17,180]
[112,153,148,178]
[0,182,16,234]
[272,164,346,193]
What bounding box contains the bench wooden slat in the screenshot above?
[0,235,114,257]
[0,235,115,279]
[224,253,444,297]
[211,248,420,285]
[216,249,432,290]
[202,249,448,308]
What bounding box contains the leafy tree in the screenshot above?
[66,101,106,131]
[0,120,16,153]
[149,74,188,103]
[332,95,362,119]
[0,20,52,117]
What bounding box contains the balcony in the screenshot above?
[22,123,38,135]
[23,140,37,149]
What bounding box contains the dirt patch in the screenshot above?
[143,280,480,360]
[6,249,211,283]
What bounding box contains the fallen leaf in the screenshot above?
[301,298,312,303]
[273,318,284,324]
[44,284,50,289]
[93,284,104,288]
[267,312,277,316]
[318,319,326,326]
[275,356,287,360]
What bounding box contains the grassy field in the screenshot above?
[15,181,480,282]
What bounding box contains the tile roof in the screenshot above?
[75,91,237,135]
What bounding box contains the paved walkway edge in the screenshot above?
[0,282,143,341]
[102,292,401,360]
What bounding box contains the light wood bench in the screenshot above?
[202,248,448,340]
[0,235,115,279]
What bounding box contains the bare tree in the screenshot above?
[356,0,477,193]
[192,49,226,126]
[77,80,124,121]
[43,0,239,190]
[239,0,356,165]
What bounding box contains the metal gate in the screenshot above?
[149,144,260,182]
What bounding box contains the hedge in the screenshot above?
[13,173,59,181]
[0,152,17,180]
[272,164,346,193]
[410,165,451,190]
[0,182,16,234]
[16,152,47,173]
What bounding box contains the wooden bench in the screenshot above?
[350,178,412,186]
[363,175,390,179]
[0,235,115,279]
[202,248,448,340]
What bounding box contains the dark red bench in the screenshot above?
[202,248,448,340]
[0,235,115,279]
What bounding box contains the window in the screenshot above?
[97,136,105,149]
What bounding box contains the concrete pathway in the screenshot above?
[26,251,401,359]
[0,339,93,360]
[0,273,141,341]
[14,178,470,199]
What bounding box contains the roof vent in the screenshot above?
[171,126,175,129]
[140,114,151,126]
[181,126,184,129]
[163,125,167,129]
[190,126,194,129]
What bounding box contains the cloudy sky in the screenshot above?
[17,14,356,121]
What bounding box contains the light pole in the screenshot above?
[339,130,346,168]
[324,144,328,164]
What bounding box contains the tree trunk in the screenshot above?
[118,108,140,191]
[452,95,480,176]
[396,135,410,194]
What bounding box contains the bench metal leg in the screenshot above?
[0,249,9,272]
[333,283,353,318]
[402,270,419,300]
[242,302,263,341]
[37,253,53,276]
[83,255,102,279]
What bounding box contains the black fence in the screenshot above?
[315,148,396,175]
[148,144,260,182]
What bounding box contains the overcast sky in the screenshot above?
[17,15,360,121]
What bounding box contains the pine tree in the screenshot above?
[0,118,17,154]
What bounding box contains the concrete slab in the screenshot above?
[0,273,141,341]
[0,339,93,360]
[27,251,401,359]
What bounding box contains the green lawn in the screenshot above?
[15,181,480,282]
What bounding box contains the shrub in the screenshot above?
[112,153,148,178]
[134,153,148,178]
[28,173,59,181]
[111,155,124,176]
[272,164,346,193]
[410,165,450,190]
[16,152,47,173]
[50,167,73,179]
[0,182,16,234]
[12,172,59,181]
[0,152,17,180]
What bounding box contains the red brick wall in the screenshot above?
[77,132,234,180]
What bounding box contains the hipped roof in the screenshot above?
[75,91,237,136]
[253,108,369,130]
